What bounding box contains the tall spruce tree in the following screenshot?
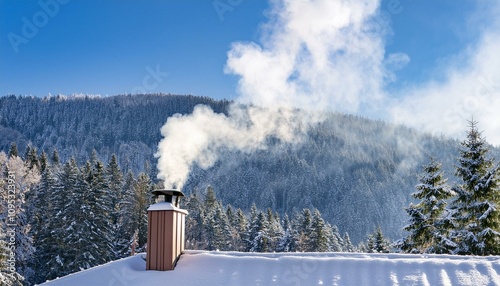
[295,209,313,251]
[184,191,206,250]
[115,171,137,256]
[132,172,153,251]
[451,120,500,255]
[310,209,329,252]
[106,154,125,259]
[277,214,296,252]
[400,158,455,254]
[31,154,59,284]
[249,211,271,252]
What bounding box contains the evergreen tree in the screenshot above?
[25,147,39,171]
[310,209,329,252]
[249,211,271,252]
[374,226,391,253]
[38,151,48,173]
[84,159,113,263]
[184,191,206,250]
[277,214,296,252]
[295,209,313,251]
[399,158,455,254]
[51,149,60,166]
[61,161,105,273]
[115,171,137,257]
[451,120,500,255]
[131,172,153,251]
[45,158,80,279]
[326,224,343,252]
[204,186,217,210]
[31,154,58,284]
[343,233,355,252]
[106,154,125,259]
[205,202,232,251]
[266,208,283,251]
[365,227,390,253]
[8,143,18,158]
[233,208,248,251]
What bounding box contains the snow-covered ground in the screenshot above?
[40,250,500,285]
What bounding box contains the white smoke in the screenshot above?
[156,0,500,189]
[156,0,398,189]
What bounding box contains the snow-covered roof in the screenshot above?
[147,202,188,214]
[40,250,500,285]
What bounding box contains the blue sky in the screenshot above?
[0,0,266,98]
[1,0,500,144]
[0,0,484,98]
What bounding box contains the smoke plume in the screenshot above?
[156,0,500,189]
[156,0,398,189]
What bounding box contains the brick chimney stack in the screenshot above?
[146,189,188,271]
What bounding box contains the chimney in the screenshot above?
[146,189,188,271]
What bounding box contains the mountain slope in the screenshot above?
[1,94,497,243]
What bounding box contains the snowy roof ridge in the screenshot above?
[40,251,500,286]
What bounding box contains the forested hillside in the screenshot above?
[1,94,498,244]
[0,94,229,172]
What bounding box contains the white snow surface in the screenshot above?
[40,250,500,286]
[147,202,188,214]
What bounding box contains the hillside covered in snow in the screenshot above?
[41,251,500,286]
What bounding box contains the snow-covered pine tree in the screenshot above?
[233,208,248,251]
[131,172,153,252]
[266,208,283,251]
[85,159,114,263]
[8,143,18,158]
[31,152,59,284]
[399,157,454,254]
[115,171,137,256]
[60,161,99,274]
[45,158,80,279]
[249,211,271,252]
[310,209,329,252]
[374,226,391,253]
[244,204,259,251]
[343,233,355,252]
[277,214,296,252]
[226,205,244,251]
[451,120,500,255]
[365,227,390,253]
[295,209,313,251]
[326,223,343,252]
[206,202,232,251]
[106,154,126,260]
[184,191,206,250]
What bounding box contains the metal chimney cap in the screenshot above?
[152,189,185,197]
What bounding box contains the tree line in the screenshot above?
[0,143,387,286]
[182,186,357,253]
[0,146,156,285]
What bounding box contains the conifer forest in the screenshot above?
[1,94,499,285]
